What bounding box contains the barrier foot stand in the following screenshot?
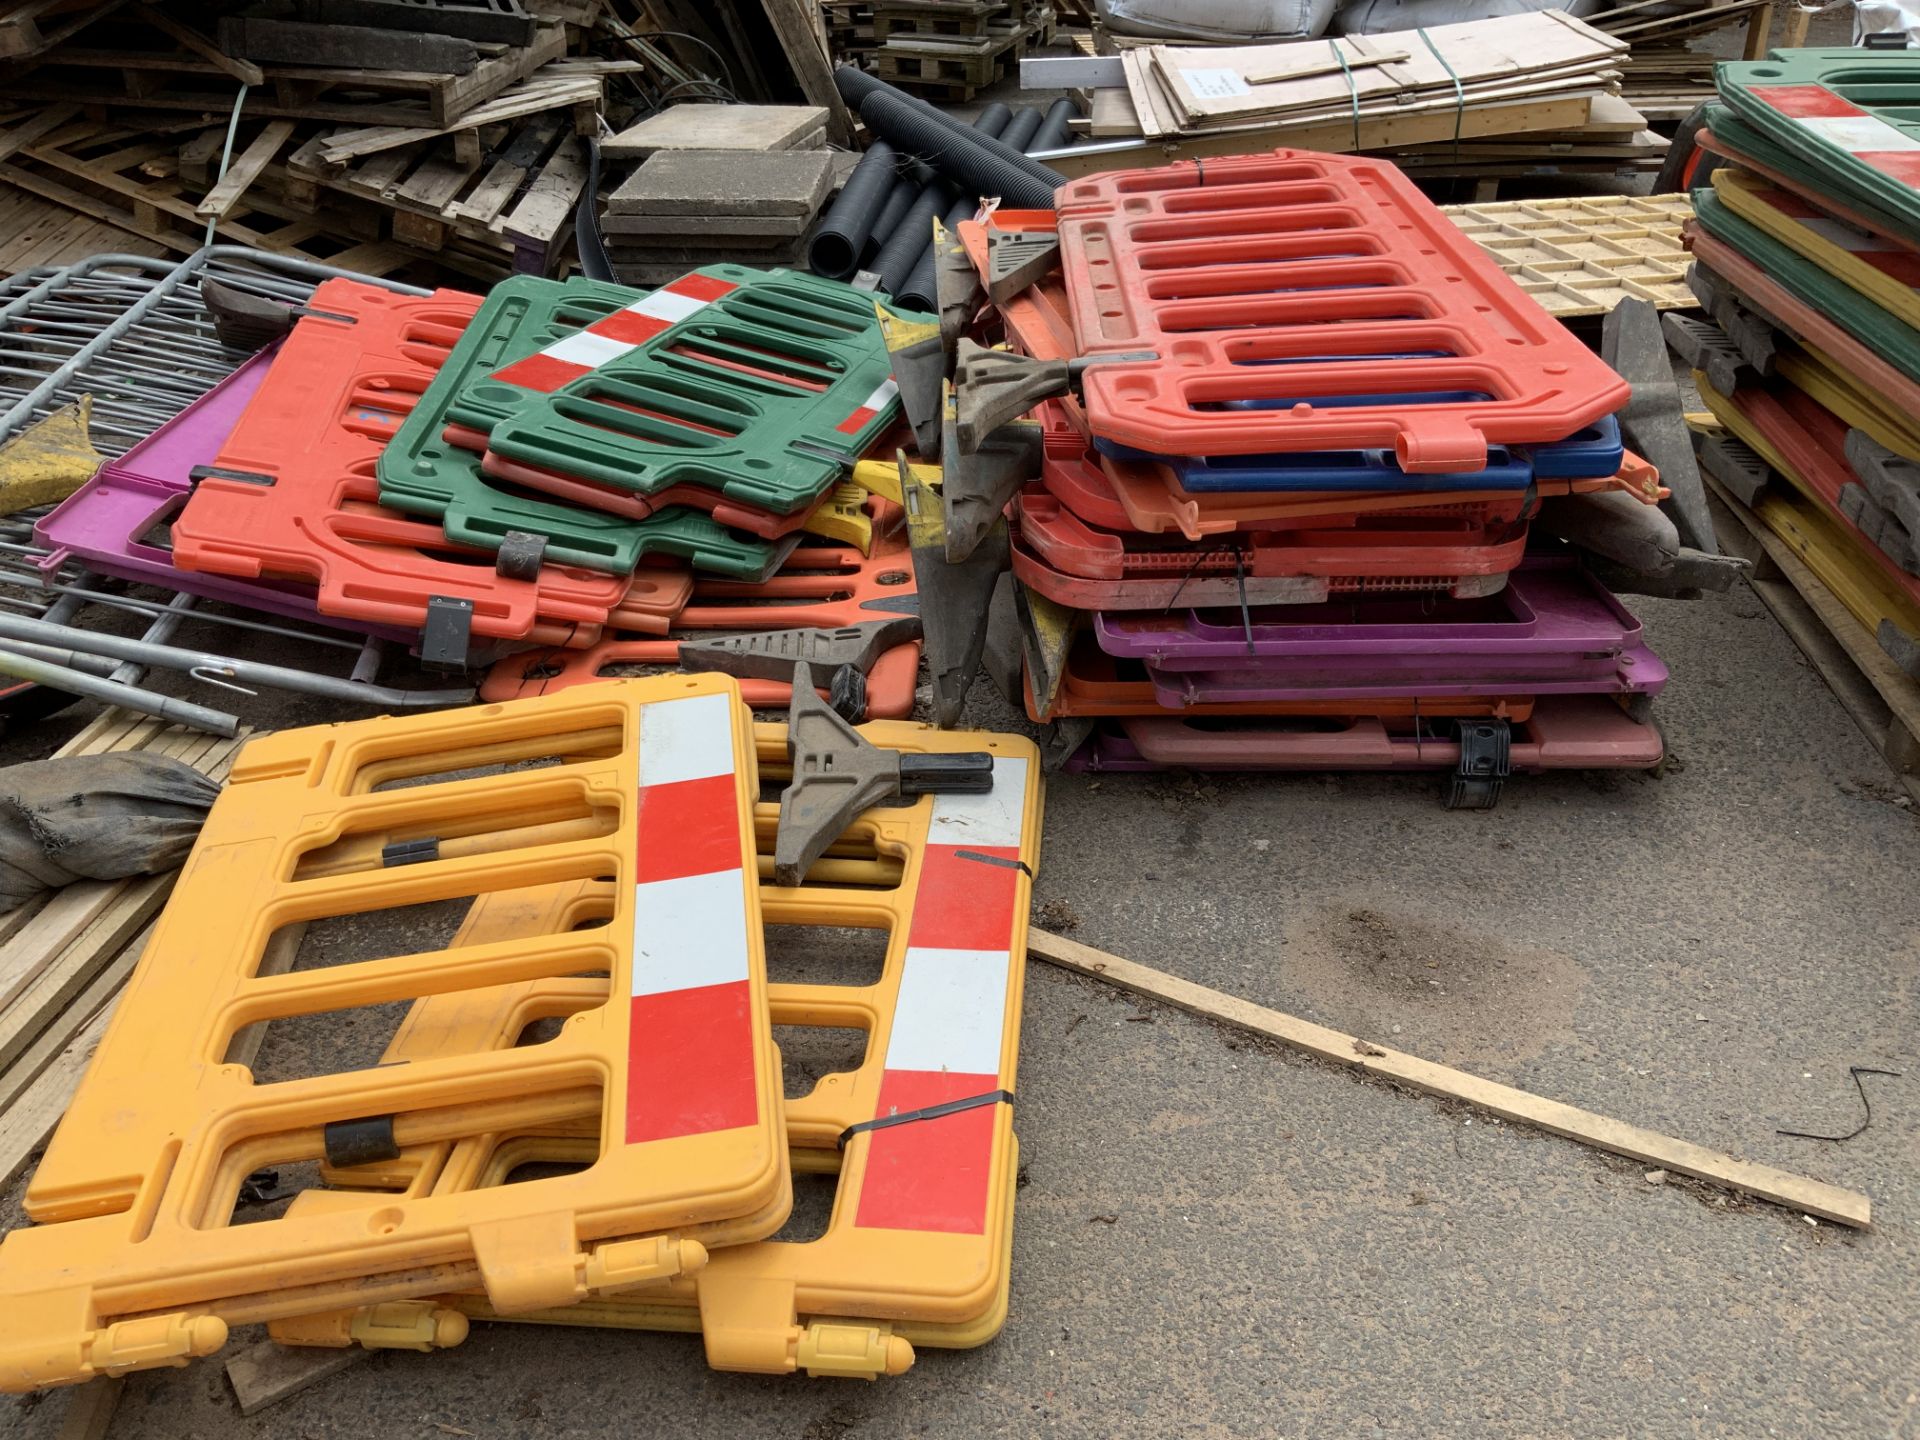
[1027,927,1872,1229]
[776,661,994,884]
[942,408,1042,562]
[877,301,948,459]
[1607,297,1719,554]
[904,459,1009,728]
[985,223,1060,306]
[934,217,984,352]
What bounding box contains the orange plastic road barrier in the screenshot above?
[1047,153,1629,467]
[1013,486,1527,610]
[482,499,920,716]
[270,720,1044,1378]
[1026,630,1530,721]
[172,279,637,650]
[1031,404,1659,542]
[0,677,790,1393]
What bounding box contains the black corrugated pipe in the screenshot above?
[869,104,1010,297]
[840,66,1068,194]
[998,105,1045,152]
[808,139,898,280]
[864,175,920,263]
[894,108,1053,312]
[1031,98,1079,152]
[864,104,1011,275]
[859,90,1062,210]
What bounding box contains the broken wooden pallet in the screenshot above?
[0,114,416,276]
[2,13,568,128]
[282,111,586,276]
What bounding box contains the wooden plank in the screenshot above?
[316,75,602,162]
[499,131,584,247]
[53,1375,123,1440]
[0,926,138,1117]
[225,1342,368,1419]
[0,103,80,164]
[129,1,266,86]
[0,879,126,1017]
[1026,927,1875,1227]
[0,873,171,1074]
[758,0,855,144]
[0,991,115,1190]
[194,118,296,220]
[388,148,479,210]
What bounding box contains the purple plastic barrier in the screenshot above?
[34,347,399,639]
[1064,697,1664,773]
[1091,556,1667,705]
[1096,557,1642,670]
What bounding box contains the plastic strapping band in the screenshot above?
[1331,40,1362,152]
[838,1089,1014,1149]
[954,848,1034,879]
[1417,28,1464,157]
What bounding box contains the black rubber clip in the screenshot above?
[837,1089,1013,1149]
[1445,718,1510,811]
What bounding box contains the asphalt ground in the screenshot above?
[0,519,1914,1440]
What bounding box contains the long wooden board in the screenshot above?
[1026,927,1873,1228]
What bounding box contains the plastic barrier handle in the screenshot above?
[897,751,995,794]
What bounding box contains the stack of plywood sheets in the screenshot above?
[1101,12,1627,151]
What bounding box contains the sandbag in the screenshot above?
[1097,0,1334,42]
[0,752,219,911]
[1333,0,1599,34]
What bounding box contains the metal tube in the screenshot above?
[0,645,239,735]
[0,612,475,708]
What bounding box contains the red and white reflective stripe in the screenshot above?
[625,689,759,1144]
[833,377,900,436]
[1750,181,1920,287]
[855,756,1028,1235]
[492,274,739,395]
[1750,85,1920,186]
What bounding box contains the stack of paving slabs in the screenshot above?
[955,150,1677,800]
[0,677,1045,1389]
[601,150,840,288]
[1683,47,1920,684]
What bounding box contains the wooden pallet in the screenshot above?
[0,181,168,272]
[1439,193,1694,316]
[0,115,416,276]
[285,112,587,276]
[3,15,568,128]
[1706,479,1920,804]
[873,4,1054,96]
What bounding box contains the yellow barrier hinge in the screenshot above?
[583,1234,708,1295]
[88,1313,228,1377]
[796,1321,915,1380]
[271,1302,469,1353]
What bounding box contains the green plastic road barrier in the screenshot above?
[1714,50,1920,237]
[1701,104,1920,249]
[1691,187,1920,385]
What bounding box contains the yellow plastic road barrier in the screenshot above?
[1714,168,1920,330]
[273,719,1044,1379]
[1775,342,1920,463]
[0,677,791,1392]
[1697,375,1920,644]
